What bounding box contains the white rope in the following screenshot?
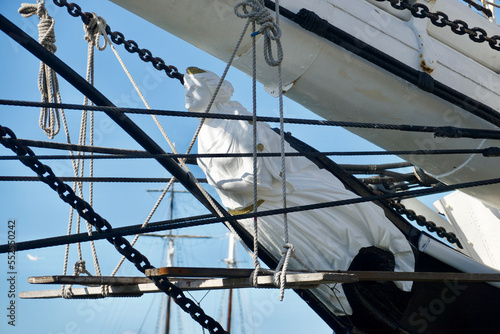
[95,20,180,159]
[19,0,62,139]
[81,13,108,278]
[250,21,262,287]
[92,19,217,276]
[62,13,107,291]
[59,108,81,297]
[19,1,81,297]
[235,0,288,288]
[235,0,297,300]
[234,0,283,67]
[176,18,259,261]
[272,243,294,300]
[62,260,93,299]
[97,17,257,274]
[273,0,293,301]
[184,19,251,158]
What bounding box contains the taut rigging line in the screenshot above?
[3,99,500,140]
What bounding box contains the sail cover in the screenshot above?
[184,68,415,315]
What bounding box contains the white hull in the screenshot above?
[111,0,500,208]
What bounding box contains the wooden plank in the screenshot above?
[146,267,500,282]
[20,284,154,299]
[23,269,500,299]
[28,275,153,285]
[145,267,265,278]
[23,270,500,300]
[20,273,354,299]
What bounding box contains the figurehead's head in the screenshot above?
[184,67,234,112]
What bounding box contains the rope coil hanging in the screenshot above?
[235,0,283,66]
[19,0,62,139]
[235,0,297,301]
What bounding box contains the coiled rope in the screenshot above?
[19,0,62,139]
[235,0,283,66]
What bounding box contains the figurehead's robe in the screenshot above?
[185,70,415,315]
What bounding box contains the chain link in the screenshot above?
[0,125,227,334]
[374,0,500,51]
[387,199,463,248]
[52,0,184,82]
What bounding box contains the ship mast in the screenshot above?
[145,183,211,334]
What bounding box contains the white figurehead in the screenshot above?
[183,67,415,316]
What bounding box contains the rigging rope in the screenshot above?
[250,20,262,287]
[83,9,256,276]
[0,176,207,183]
[3,138,500,158]
[235,0,298,299]
[52,0,183,82]
[5,99,500,140]
[19,0,62,139]
[235,0,283,66]
[273,0,295,301]
[90,14,184,278]
[4,124,493,254]
[62,12,108,297]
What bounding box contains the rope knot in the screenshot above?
[61,286,74,299]
[281,242,295,255]
[234,0,283,66]
[19,0,57,53]
[73,260,92,276]
[273,243,295,301]
[84,13,108,51]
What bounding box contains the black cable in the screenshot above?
[0,176,208,183]
[0,213,215,253]
[2,138,500,159]
[2,99,500,140]
[2,174,500,254]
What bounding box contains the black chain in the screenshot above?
[388,199,463,248]
[374,0,500,51]
[50,0,500,72]
[0,125,227,334]
[52,0,184,83]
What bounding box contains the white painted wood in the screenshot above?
[401,197,478,259]
[434,191,500,270]
[109,0,500,209]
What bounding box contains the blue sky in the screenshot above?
[0,1,452,333]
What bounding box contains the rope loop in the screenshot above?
[249,267,263,287]
[273,243,295,301]
[235,0,283,66]
[101,285,109,297]
[19,0,63,139]
[83,12,107,50]
[62,285,74,299]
